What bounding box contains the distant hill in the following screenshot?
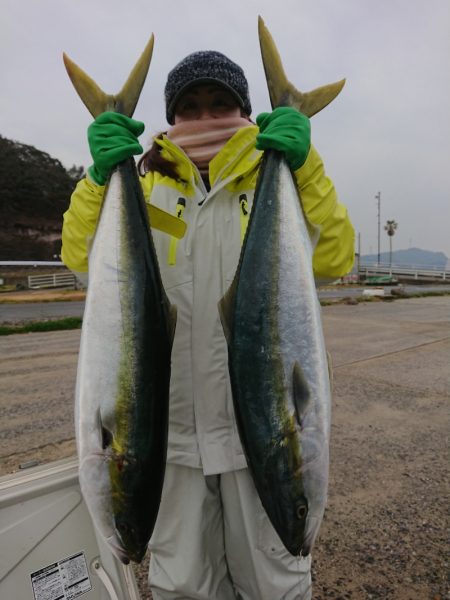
[0,135,85,260]
[361,248,448,268]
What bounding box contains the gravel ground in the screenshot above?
[1,296,449,599]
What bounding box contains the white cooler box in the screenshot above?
[0,457,141,600]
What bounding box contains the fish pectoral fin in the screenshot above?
[292,361,310,427]
[101,426,114,450]
[148,204,187,239]
[258,16,345,117]
[326,350,334,392]
[218,277,238,344]
[63,35,154,118]
[96,408,114,450]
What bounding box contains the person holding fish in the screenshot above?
[62,33,354,600]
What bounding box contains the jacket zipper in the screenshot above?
[168,197,186,266]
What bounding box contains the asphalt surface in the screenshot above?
[1,285,449,324]
[0,300,85,323]
[1,295,447,460]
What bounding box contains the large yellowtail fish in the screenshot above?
[219,17,345,556]
[63,37,180,564]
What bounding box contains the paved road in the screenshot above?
[0,300,85,323]
[1,284,449,323]
[1,296,449,461]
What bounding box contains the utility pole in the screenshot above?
[357,232,361,282]
[375,192,381,264]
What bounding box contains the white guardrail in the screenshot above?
[0,261,77,289]
[28,273,77,289]
[359,263,449,280]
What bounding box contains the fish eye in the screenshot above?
[119,521,129,532]
[118,520,134,538]
[296,499,308,520]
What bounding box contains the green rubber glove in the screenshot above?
[87,112,145,185]
[256,106,311,171]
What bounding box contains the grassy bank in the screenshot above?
[0,317,82,336]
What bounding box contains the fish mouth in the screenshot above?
[115,512,150,564]
[300,542,311,557]
[300,515,321,556]
[123,545,147,564]
[106,528,148,564]
[105,533,130,565]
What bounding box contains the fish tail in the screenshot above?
[63,35,154,118]
[258,16,345,117]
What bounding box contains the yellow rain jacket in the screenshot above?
[62,125,354,474]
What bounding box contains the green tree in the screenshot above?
[0,135,85,259]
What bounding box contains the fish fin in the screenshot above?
[327,350,334,392]
[258,16,345,117]
[63,35,154,118]
[114,35,154,117]
[148,204,187,239]
[218,277,238,345]
[96,408,114,450]
[292,361,310,427]
[63,53,113,117]
[300,79,346,118]
[101,426,114,450]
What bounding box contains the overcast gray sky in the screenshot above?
[1,0,449,259]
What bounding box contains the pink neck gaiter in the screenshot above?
[167,117,253,175]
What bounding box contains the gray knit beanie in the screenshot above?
[165,50,252,124]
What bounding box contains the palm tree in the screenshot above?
[384,220,398,266]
